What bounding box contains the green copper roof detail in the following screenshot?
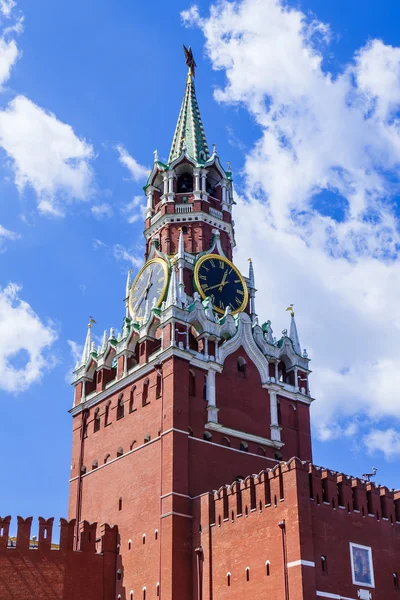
[168,70,210,165]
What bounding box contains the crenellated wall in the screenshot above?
[194,458,400,600]
[0,517,118,600]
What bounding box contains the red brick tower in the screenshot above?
[68,47,313,600]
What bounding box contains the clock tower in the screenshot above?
[68,47,313,600]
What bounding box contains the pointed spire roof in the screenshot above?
[81,318,95,365]
[289,312,301,356]
[168,47,210,164]
[165,266,179,308]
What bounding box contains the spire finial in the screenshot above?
[168,46,209,163]
[183,44,196,77]
[88,316,96,328]
[285,304,295,317]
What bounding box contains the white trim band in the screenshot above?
[287,560,315,568]
[316,592,355,600]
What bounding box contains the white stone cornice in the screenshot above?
[262,382,314,405]
[70,343,222,416]
[205,422,284,449]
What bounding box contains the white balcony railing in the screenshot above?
[209,207,223,219]
[176,204,193,214]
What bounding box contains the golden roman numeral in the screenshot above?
[199,275,207,281]
[235,297,241,305]
[234,279,240,283]
[219,300,224,310]
[219,260,224,269]
[210,259,215,267]
[237,289,244,296]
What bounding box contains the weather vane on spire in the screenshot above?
[183,44,196,77]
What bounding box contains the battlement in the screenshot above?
[0,516,118,554]
[199,457,400,528]
[309,463,400,523]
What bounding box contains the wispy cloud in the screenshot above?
[93,238,142,268]
[0,96,95,217]
[0,283,57,393]
[116,144,149,182]
[364,429,400,460]
[91,203,113,219]
[122,195,145,224]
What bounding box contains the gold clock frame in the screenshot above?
[129,257,169,321]
[194,253,249,315]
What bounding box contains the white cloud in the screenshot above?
[364,429,400,460]
[91,203,113,219]
[185,0,400,451]
[0,96,95,216]
[0,36,18,87]
[0,0,16,17]
[0,283,57,393]
[122,195,145,224]
[0,222,19,251]
[93,237,142,268]
[116,144,149,182]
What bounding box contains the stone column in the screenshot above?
[270,389,281,441]
[81,380,86,403]
[204,335,209,361]
[206,369,218,423]
[145,189,153,218]
[162,172,168,196]
[293,366,299,391]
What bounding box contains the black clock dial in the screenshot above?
[194,254,248,315]
[129,258,168,323]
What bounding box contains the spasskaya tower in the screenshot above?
[68,46,313,600]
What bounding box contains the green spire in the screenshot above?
[168,47,210,165]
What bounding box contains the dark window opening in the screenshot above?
[177,172,193,193]
[394,572,399,589]
[227,574,231,587]
[105,402,111,426]
[117,394,124,420]
[118,497,122,511]
[237,356,247,377]
[129,387,135,412]
[189,369,196,397]
[246,568,250,582]
[94,409,100,432]
[266,562,270,576]
[321,555,328,575]
[142,379,149,406]
[156,373,162,398]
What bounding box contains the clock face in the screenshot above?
[194,254,248,315]
[129,258,168,323]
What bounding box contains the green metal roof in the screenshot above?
[168,70,210,165]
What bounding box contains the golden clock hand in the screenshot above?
[204,280,229,292]
[218,269,229,292]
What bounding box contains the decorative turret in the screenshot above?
[79,318,95,366]
[286,305,302,356]
[168,46,210,164]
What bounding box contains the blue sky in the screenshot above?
[1,0,400,528]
